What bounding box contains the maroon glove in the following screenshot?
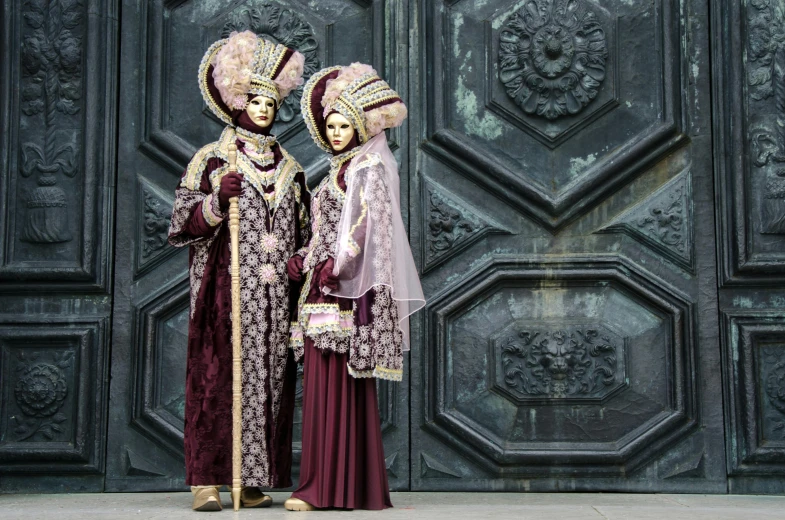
[287,255,304,282]
[218,173,243,210]
[319,257,339,292]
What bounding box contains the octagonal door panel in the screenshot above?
[106,0,409,491]
[408,0,727,491]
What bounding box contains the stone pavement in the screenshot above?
[1,492,784,519]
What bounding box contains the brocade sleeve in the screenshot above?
[348,285,404,381]
[168,157,226,248]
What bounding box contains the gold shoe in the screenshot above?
[191,486,222,512]
[241,487,272,508]
[284,497,315,511]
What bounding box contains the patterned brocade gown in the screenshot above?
[168,126,310,488]
[288,148,402,510]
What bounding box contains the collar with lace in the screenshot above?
[329,148,360,176]
[315,148,360,202]
[235,126,276,150]
[235,127,276,169]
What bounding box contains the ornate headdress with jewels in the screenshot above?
[301,63,407,152]
[199,30,305,125]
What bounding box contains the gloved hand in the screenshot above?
[218,173,243,210]
[319,257,339,292]
[287,255,304,282]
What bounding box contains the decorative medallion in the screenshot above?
[11,349,73,442]
[260,232,279,253]
[498,0,608,120]
[498,326,623,400]
[222,2,320,123]
[259,262,277,284]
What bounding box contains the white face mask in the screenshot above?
[326,112,355,152]
[245,95,275,128]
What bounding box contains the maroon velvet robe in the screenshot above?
[168,126,309,487]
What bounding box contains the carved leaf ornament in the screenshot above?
[19,0,84,243]
[748,1,785,233]
[498,0,608,120]
[501,328,618,399]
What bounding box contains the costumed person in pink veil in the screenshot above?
[284,63,425,511]
[167,31,310,511]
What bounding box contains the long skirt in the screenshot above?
[292,337,392,510]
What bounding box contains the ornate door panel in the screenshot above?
[106,0,409,491]
[714,0,785,494]
[408,0,727,491]
[0,0,117,492]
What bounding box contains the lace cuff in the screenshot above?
[300,303,353,337]
[201,193,225,227]
[346,364,403,382]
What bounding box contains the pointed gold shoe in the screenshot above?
[241,487,273,508]
[191,486,222,512]
[284,497,316,511]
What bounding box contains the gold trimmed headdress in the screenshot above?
[301,63,407,152]
[199,31,305,125]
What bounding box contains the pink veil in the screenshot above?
[330,133,425,349]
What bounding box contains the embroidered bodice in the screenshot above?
[302,148,359,273]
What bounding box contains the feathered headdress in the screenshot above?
[199,31,305,125]
[301,63,407,151]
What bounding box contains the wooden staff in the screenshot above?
[227,142,242,511]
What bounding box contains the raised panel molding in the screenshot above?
[0,0,116,289]
[131,280,190,459]
[0,318,108,475]
[128,278,400,463]
[423,0,686,231]
[423,255,696,477]
[722,312,785,481]
[598,170,694,272]
[108,0,407,491]
[420,452,461,479]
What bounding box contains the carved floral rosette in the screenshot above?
[498,0,608,120]
[11,350,73,442]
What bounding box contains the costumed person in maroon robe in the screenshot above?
[167,31,309,512]
[284,63,425,511]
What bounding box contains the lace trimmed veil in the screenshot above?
[330,133,425,349]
